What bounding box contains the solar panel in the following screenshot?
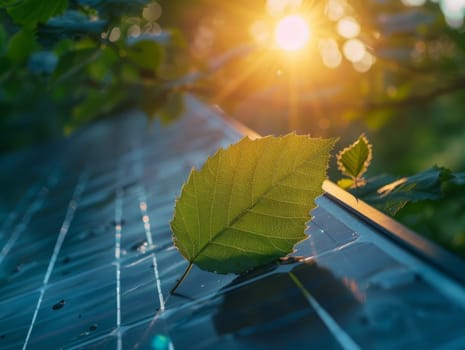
[1,96,465,350]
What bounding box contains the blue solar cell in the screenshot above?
[1,96,465,349]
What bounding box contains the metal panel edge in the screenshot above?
[322,179,465,286]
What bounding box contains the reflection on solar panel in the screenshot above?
[1,96,465,350]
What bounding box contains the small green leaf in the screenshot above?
[127,40,163,72]
[7,0,68,26]
[7,28,40,63]
[72,87,125,123]
[350,166,451,215]
[171,134,335,274]
[337,134,372,180]
[52,48,100,82]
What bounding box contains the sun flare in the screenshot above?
[275,15,311,51]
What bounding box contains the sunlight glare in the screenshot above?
[250,20,270,45]
[267,0,302,17]
[275,15,311,52]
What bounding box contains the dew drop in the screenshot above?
[52,299,65,310]
[151,334,174,350]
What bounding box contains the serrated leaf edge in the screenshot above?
[170,134,336,271]
[337,133,372,180]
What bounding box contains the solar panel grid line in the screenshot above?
[135,184,166,313]
[22,171,88,350]
[289,272,362,350]
[127,140,167,313]
[114,175,124,350]
[0,182,40,243]
[0,175,59,266]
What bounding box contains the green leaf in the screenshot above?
[7,28,40,63]
[0,24,6,52]
[351,166,452,215]
[171,134,335,274]
[52,48,100,82]
[337,134,372,180]
[127,40,163,72]
[72,87,125,123]
[7,0,68,26]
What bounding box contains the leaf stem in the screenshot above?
[170,262,193,295]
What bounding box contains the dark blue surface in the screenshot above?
[1,96,465,350]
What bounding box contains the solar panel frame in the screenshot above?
[321,180,465,287]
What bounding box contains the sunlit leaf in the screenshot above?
[7,0,68,26]
[337,134,372,180]
[171,134,335,274]
[350,166,452,215]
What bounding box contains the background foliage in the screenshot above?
[1,0,465,256]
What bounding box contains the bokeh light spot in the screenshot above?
[326,0,345,21]
[440,0,465,28]
[353,51,376,72]
[275,15,310,51]
[343,38,366,62]
[401,0,427,6]
[337,17,360,39]
[319,38,342,68]
[109,27,121,42]
[250,20,271,45]
[143,2,162,22]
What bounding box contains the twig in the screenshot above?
[170,262,193,295]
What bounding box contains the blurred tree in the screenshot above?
[0,0,190,152]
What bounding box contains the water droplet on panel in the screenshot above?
[52,299,65,310]
[151,334,174,350]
